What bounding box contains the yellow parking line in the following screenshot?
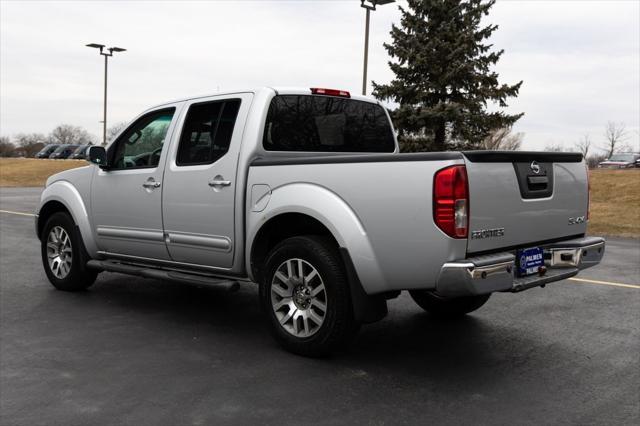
[568,277,640,289]
[0,210,36,217]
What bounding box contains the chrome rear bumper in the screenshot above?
[435,236,605,297]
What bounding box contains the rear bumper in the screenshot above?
[435,236,605,297]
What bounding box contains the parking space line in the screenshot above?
[0,210,36,217]
[568,277,640,289]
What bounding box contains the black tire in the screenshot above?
[259,236,359,357]
[409,290,490,318]
[41,212,97,291]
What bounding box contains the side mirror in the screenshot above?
[88,146,108,169]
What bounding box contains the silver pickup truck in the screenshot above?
[36,87,605,356]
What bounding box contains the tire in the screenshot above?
[259,236,359,357]
[409,290,490,318]
[41,212,97,291]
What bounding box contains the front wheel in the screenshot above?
[41,212,97,291]
[259,236,359,357]
[409,290,490,318]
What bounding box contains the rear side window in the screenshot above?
[263,95,395,152]
[176,99,241,166]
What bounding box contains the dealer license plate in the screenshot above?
[516,247,544,277]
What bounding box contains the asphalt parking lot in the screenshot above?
[1,187,638,425]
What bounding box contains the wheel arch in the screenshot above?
[246,182,387,295]
[37,200,70,237]
[37,181,98,256]
[249,213,338,284]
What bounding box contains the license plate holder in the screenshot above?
[516,247,544,277]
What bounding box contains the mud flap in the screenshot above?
[339,248,388,324]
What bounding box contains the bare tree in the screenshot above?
[14,133,46,157]
[107,122,128,143]
[603,121,627,157]
[586,152,607,169]
[574,134,591,158]
[49,124,96,145]
[481,127,523,151]
[544,143,565,152]
[0,136,16,157]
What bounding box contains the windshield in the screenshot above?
[263,95,395,153]
[608,154,635,162]
[52,145,70,154]
[72,145,89,155]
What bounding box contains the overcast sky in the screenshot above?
[1,0,639,152]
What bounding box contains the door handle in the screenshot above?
[208,176,231,187]
[142,180,161,189]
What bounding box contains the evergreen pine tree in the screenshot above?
[373,0,523,151]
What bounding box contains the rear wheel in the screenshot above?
[259,236,359,357]
[409,290,490,318]
[41,212,97,291]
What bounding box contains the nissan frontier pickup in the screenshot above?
[36,87,605,356]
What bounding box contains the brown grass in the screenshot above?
[1,158,638,237]
[0,158,87,187]
[587,169,640,238]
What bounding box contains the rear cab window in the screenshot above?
[263,95,395,153]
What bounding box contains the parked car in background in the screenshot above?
[68,144,92,160]
[598,153,640,169]
[49,144,80,159]
[35,144,60,159]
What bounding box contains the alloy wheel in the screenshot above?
[46,226,73,279]
[270,258,327,338]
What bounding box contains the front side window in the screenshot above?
[109,108,175,170]
[176,99,241,166]
[263,95,395,153]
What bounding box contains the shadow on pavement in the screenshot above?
[57,273,561,383]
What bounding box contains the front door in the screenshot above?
[91,105,181,259]
[162,93,252,269]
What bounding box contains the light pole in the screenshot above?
[360,0,394,96]
[86,43,126,146]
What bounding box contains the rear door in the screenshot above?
[463,152,589,254]
[162,93,253,269]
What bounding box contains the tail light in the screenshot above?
[434,165,469,238]
[310,88,351,98]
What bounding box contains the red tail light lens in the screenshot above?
[434,165,469,238]
[310,88,351,98]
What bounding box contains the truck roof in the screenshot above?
[149,87,381,111]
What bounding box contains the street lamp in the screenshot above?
[86,43,126,146]
[360,0,395,96]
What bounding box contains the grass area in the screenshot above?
[588,169,640,238]
[1,158,638,237]
[0,158,87,187]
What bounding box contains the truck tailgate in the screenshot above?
[463,152,589,254]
